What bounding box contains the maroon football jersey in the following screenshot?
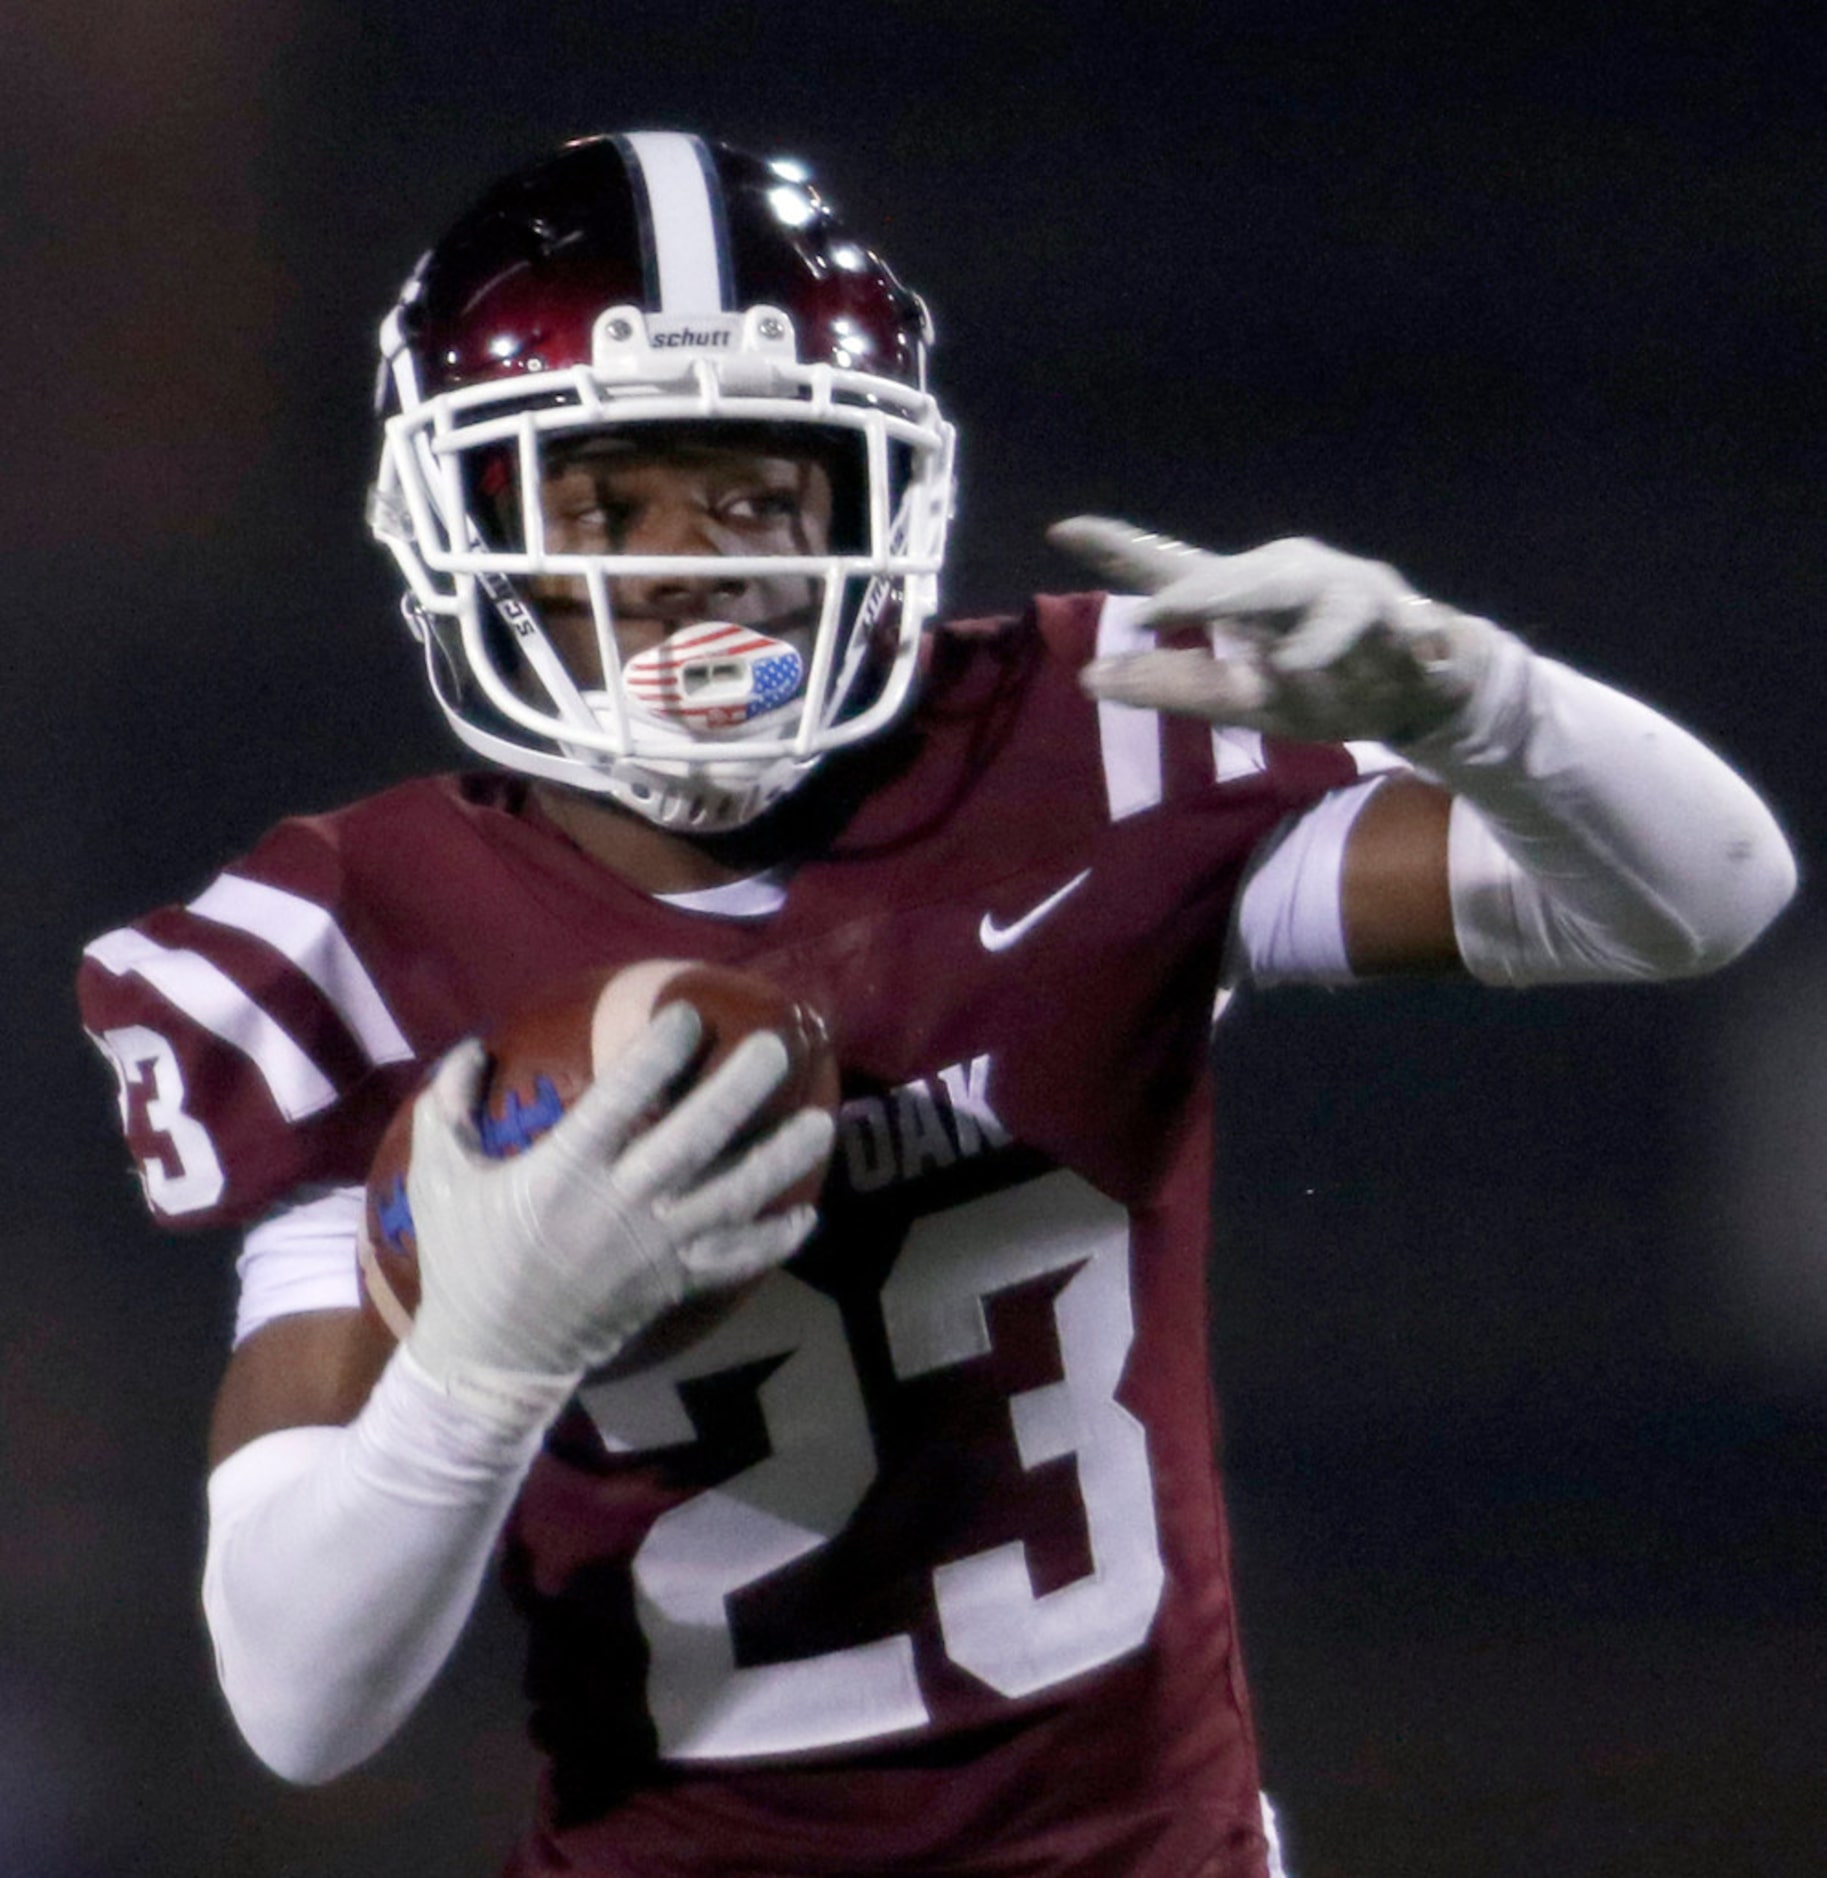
[80,595,1367,1877]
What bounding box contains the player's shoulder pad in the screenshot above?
[76,790,432,1229]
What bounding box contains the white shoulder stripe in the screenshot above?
[1093,594,1163,822]
[1093,597,1380,810]
[1213,727,1265,781]
[622,131,727,312]
[83,928,337,1122]
[187,874,413,1066]
[1345,738,1409,778]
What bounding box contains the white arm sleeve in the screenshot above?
[1226,777,1386,985]
[202,1348,541,1784]
[1416,637,1797,985]
[233,1186,364,1346]
[1226,643,1794,989]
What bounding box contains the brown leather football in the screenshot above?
[358,959,839,1357]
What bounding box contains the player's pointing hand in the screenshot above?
[1049,516,1506,746]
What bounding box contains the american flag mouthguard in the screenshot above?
[622,621,806,733]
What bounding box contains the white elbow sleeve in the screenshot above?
[1407,634,1797,985]
[202,1349,542,1784]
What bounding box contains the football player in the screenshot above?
[79,133,1795,1877]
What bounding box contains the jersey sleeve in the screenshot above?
[77,819,428,1234]
[1023,590,1415,994]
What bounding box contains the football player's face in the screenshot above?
[529,439,835,677]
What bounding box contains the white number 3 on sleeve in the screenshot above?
[92,1025,226,1214]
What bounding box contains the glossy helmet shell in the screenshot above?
[406,139,933,397]
[370,133,956,831]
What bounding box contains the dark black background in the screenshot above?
[7,4,1823,1872]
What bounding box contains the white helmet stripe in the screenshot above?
[619,132,731,312]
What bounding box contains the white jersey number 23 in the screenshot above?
[579,1169,1166,1761]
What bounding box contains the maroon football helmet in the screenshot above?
[370,133,956,831]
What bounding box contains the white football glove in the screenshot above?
[403,1002,833,1430]
[1050,516,1507,745]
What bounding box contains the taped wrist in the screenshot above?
[1402,632,1795,984]
[202,1347,544,1783]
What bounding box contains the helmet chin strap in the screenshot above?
[595,745,813,833]
[476,569,604,736]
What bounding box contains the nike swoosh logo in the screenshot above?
[978,869,1092,952]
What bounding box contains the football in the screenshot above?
[357,959,840,1360]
